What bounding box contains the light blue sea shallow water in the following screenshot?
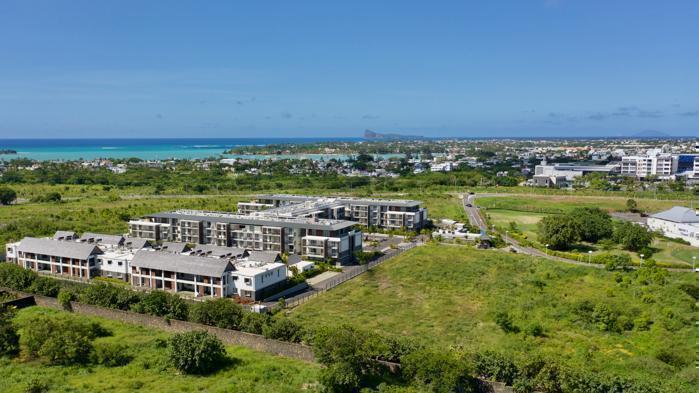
[0,138,404,161]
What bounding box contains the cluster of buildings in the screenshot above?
[4,195,428,299]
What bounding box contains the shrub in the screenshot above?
[167,330,226,375]
[188,298,243,329]
[613,222,653,252]
[17,312,98,365]
[79,282,141,310]
[91,342,131,367]
[131,290,188,320]
[262,317,304,343]
[525,322,545,337]
[28,276,61,297]
[23,378,49,393]
[0,308,20,357]
[239,312,269,335]
[473,351,518,385]
[537,215,581,250]
[0,263,37,291]
[401,348,472,393]
[319,361,362,393]
[57,289,75,311]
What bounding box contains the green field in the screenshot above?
[477,195,698,268]
[290,245,698,386]
[0,307,319,393]
[477,194,690,215]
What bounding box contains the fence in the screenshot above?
[284,243,418,308]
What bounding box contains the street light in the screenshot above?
[588,250,592,264]
[640,254,644,268]
[545,244,549,256]
[692,256,696,272]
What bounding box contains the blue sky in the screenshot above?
[0,0,697,138]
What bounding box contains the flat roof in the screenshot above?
[147,209,356,231]
[256,194,423,207]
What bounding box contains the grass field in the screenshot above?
[477,195,698,268]
[0,307,319,393]
[477,194,691,215]
[290,245,698,386]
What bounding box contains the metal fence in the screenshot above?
[285,243,417,308]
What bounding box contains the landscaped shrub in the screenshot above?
[319,361,361,393]
[188,298,243,329]
[57,289,75,311]
[262,317,304,343]
[167,330,226,375]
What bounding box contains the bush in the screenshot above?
[401,348,472,393]
[319,361,362,393]
[57,289,75,311]
[79,282,141,311]
[28,276,61,297]
[131,290,188,320]
[188,298,244,329]
[613,222,653,252]
[473,351,518,385]
[167,330,226,375]
[0,263,37,291]
[0,308,20,357]
[91,342,131,367]
[239,312,269,335]
[262,317,304,343]
[23,378,49,393]
[17,312,99,365]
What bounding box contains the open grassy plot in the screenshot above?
[484,209,545,241]
[0,307,319,393]
[477,194,689,215]
[290,245,698,386]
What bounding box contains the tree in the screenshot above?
[17,313,99,365]
[167,330,226,375]
[613,222,653,252]
[538,215,581,250]
[0,186,17,205]
[132,290,188,320]
[401,348,472,393]
[188,298,243,329]
[262,317,304,343]
[239,312,269,335]
[571,207,613,243]
[0,263,37,291]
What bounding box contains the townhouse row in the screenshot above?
[5,231,289,300]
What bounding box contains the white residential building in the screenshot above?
[647,206,699,247]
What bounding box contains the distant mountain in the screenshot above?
[363,129,424,140]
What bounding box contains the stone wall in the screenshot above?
[3,287,315,362]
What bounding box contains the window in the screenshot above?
[118,261,123,266]
[107,260,112,265]
[244,278,252,285]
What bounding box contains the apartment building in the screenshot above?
[238,194,429,230]
[130,250,235,297]
[129,209,362,264]
[129,248,287,299]
[7,237,102,279]
[619,150,693,179]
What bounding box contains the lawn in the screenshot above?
[0,307,319,393]
[290,245,698,387]
[485,209,545,242]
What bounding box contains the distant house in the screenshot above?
[647,206,699,247]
